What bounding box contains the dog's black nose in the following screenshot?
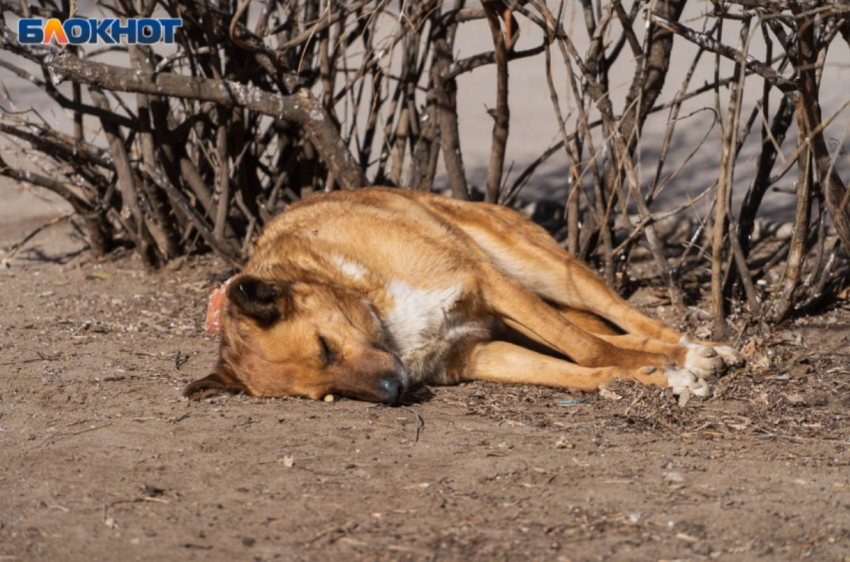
[377,376,404,404]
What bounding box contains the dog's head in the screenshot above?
[185,275,407,403]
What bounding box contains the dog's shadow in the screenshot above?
[398,384,435,406]
[184,383,436,406]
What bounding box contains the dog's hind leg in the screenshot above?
[431,199,741,368]
[554,306,620,336]
[595,334,729,379]
[453,340,707,396]
[550,305,726,379]
[476,266,709,395]
[514,242,743,370]
[429,198,685,342]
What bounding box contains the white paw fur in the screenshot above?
[712,345,744,367]
[679,336,744,370]
[665,366,710,397]
[683,343,726,378]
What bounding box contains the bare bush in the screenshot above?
[1,0,849,333]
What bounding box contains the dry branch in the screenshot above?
[482,0,511,203]
[646,11,799,100]
[0,20,366,191]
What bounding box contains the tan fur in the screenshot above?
[185,188,742,403]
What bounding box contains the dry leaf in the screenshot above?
[599,386,622,401]
[554,437,574,449]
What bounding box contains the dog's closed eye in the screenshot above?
[318,335,337,364]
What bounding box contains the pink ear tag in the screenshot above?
[205,276,235,335]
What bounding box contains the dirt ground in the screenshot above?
[1,223,850,562]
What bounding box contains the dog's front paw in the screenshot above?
[664,366,710,397]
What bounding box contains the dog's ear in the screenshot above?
[227,275,284,326]
[183,363,247,400]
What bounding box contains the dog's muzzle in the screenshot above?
[376,354,409,404]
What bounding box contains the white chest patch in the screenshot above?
[386,281,461,355]
[332,256,367,280]
[382,280,490,384]
[384,281,462,352]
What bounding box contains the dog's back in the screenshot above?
[248,188,490,281]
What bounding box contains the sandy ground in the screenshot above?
[1,230,850,562]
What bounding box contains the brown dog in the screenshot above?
[186,188,741,403]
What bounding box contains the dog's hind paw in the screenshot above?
[683,343,727,379]
[712,345,744,368]
[679,336,744,370]
[664,366,710,397]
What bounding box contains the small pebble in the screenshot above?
[664,471,684,483]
